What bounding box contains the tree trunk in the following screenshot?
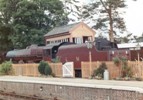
[108,7,114,43]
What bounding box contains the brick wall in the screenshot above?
[0,81,143,100]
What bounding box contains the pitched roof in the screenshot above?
[117,42,143,49]
[44,22,80,37]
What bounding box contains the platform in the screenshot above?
[0,76,143,93]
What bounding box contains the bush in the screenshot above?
[52,56,60,63]
[122,65,133,78]
[38,61,47,75]
[92,62,107,78]
[120,57,128,65]
[0,61,13,75]
[44,64,52,75]
[113,57,121,66]
[38,61,52,76]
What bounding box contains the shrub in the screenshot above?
[52,56,60,63]
[113,56,133,78]
[38,61,52,76]
[113,57,121,66]
[120,57,128,65]
[0,61,13,75]
[92,62,107,78]
[44,64,52,75]
[38,61,46,75]
[122,65,133,78]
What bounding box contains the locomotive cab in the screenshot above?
[95,37,118,51]
[43,42,70,61]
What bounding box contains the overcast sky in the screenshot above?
[67,0,143,37]
[83,0,143,36]
[124,0,143,36]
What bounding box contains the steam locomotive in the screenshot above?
[5,38,131,68]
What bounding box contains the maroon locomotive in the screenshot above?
[5,38,142,78]
[6,45,44,63]
[56,42,130,69]
[6,38,130,67]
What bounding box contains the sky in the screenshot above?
[67,0,143,37]
[80,0,143,37]
[124,0,143,36]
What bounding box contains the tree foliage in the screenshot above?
[0,0,68,49]
[0,25,13,52]
[0,0,16,52]
[94,0,126,42]
[63,0,137,42]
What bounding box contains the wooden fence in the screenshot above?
[81,61,120,79]
[11,61,143,79]
[13,63,39,76]
[12,63,63,77]
[81,61,143,79]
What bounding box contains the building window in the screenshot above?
[88,36,92,41]
[83,36,88,43]
[46,41,50,44]
[73,38,75,43]
[58,40,61,43]
[50,41,54,44]
[75,37,83,44]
